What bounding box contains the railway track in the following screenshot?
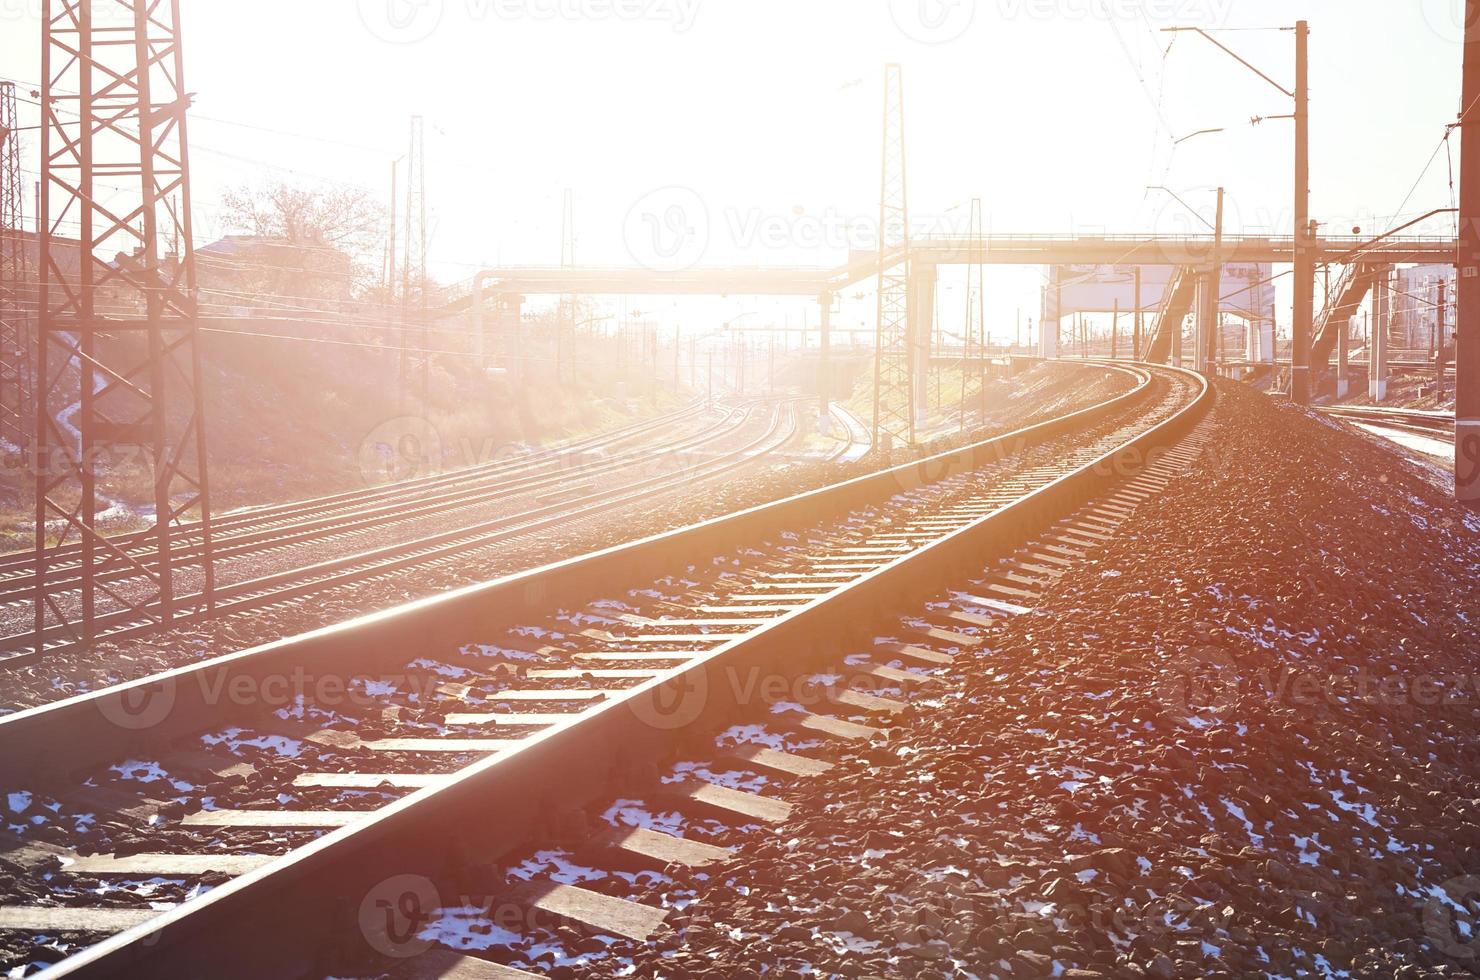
[1319,405,1456,439]
[0,362,1209,978]
[5,399,715,580]
[824,403,872,464]
[4,398,802,660]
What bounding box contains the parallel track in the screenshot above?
[4,399,802,659]
[0,361,1210,979]
[1319,405,1455,440]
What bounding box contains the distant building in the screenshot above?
[197,234,354,308]
[1391,264,1451,351]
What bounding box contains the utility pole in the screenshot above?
[1111,299,1119,359]
[1292,20,1313,403]
[386,160,398,297]
[1461,0,1480,503]
[1165,22,1310,399]
[35,0,214,651]
[401,116,428,406]
[1197,187,1225,376]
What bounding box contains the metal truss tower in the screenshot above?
[400,115,428,405]
[0,81,31,453]
[35,0,214,650]
[873,63,913,450]
[956,197,986,432]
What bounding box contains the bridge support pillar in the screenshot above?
[472,275,489,370]
[909,263,936,426]
[1242,311,1274,379]
[499,294,524,382]
[1039,283,1058,359]
[1370,269,1390,402]
[1195,270,1218,375]
[1336,314,1351,398]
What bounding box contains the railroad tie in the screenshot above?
[828,688,908,715]
[0,907,158,935]
[360,738,527,754]
[572,651,694,663]
[850,662,940,687]
[877,642,954,666]
[507,880,670,943]
[907,624,983,648]
[59,853,275,877]
[584,826,734,872]
[781,711,884,742]
[292,773,450,790]
[391,948,540,979]
[181,809,364,829]
[715,745,834,778]
[488,690,617,701]
[657,781,793,825]
[444,713,574,727]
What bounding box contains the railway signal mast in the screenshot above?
[34,0,215,651]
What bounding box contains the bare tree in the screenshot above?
[217,182,383,301]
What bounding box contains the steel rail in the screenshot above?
[8,363,1210,978]
[0,399,717,579]
[0,401,762,602]
[3,400,804,656]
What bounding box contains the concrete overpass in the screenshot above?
[434,233,1458,316]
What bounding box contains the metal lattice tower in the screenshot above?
[956,197,985,432]
[873,63,913,450]
[400,115,428,404]
[0,81,31,452]
[35,0,214,650]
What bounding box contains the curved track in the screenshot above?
[0,362,1210,979]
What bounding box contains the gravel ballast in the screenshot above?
[583,380,1480,979]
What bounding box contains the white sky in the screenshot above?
[0,0,1469,341]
